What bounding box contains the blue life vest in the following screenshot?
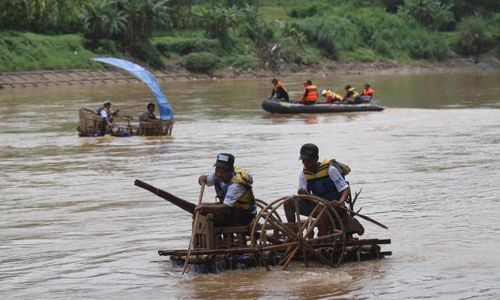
[304,159,349,202]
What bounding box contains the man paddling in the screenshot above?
[197,153,257,226]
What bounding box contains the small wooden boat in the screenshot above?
[135,180,391,274]
[262,98,384,114]
[77,108,173,137]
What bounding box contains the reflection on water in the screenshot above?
[1,71,500,299]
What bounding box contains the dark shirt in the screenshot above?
[271,84,289,101]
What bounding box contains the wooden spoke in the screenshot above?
[304,205,327,238]
[281,245,300,270]
[293,198,301,231]
[303,243,334,267]
[266,216,299,241]
[307,231,343,244]
[260,241,299,252]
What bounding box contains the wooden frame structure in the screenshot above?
[134,180,391,273]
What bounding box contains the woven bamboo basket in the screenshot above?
[78,108,102,135]
[136,120,174,136]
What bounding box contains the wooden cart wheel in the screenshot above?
[250,195,346,270]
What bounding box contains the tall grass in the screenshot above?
[0,32,97,72]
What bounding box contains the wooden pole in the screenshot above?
[181,183,205,275]
[134,179,196,214]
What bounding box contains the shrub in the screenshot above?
[406,31,449,60]
[154,37,219,55]
[239,22,274,48]
[454,14,495,56]
[129,42,165,69]
[94,39,120,55]
[399,0,455,31]
[340,48,379,62]
[292,17,361,59]
[230,55,258,69]
[185,52,220,72]
[288,6,322,19]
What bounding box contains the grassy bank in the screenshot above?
[0,1,499,73]
[0,32,98,72]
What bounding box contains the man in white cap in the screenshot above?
[97,99,119,135]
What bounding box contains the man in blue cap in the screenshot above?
[197,153,257,226]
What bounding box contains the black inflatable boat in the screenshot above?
[262,98,384,114]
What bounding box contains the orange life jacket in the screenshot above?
[363,88,375,96]
[305,85,318,102]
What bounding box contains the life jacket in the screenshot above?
[304,158,350,202]
[325,90,342,103]
[363,88,375,96]
[214,168,256,212]
[344,88,360,103]
[305,85,318,103]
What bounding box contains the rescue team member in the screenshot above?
[298,80,318,104]
[197,153,257,226]
[342,85,360,103]
[139,102,158,123]
[362,83,375,97]
[270,78,290,101]
[284,143,363,237]
[96,99,119,135]
[321,89,343,103]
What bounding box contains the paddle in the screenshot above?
[181,182,205,275]
[337,205,388,230]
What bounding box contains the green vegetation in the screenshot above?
[0,0,499,73]
[0,32,97,72]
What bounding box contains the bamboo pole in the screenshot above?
[181,183,205,275]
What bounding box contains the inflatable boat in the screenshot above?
[262,98,384,114]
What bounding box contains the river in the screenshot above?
[1,71,500,299]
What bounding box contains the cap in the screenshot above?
[321,89,327,95]
[103,99,112,105]
[213,153,235,170]
[299,143,319,160]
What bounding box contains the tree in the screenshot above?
[455,14,494,62]
[82,0,127,45]
[199,4,249,45]
[399,0,454,31]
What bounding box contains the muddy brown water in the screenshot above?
[1,71,500,299]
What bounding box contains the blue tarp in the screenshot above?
[93,57,174,121]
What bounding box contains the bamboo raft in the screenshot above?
[77,107,174,137]
[135,180,391,273]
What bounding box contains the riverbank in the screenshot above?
[1,56,498,89]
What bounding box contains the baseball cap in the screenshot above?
[213,153,235,170]
[103,99,112,105]
[299,143,319,160]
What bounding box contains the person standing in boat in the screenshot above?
[197,153,257,226]
[139,103,158,123]
[97,99,119,135]
[342,85,360,104]
[284,143,364,237]
[321,89,343,103]
[298,80,318,105]
[270,78,290,102]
